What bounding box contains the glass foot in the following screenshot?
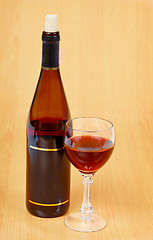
[64,213,107,232]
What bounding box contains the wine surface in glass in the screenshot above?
[65,136,114,174]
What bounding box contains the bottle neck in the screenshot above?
[41,31,60,69]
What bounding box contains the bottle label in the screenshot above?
[26,134,70,207]
[42,42,59,68]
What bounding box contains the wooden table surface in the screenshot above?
[0,0,153,239]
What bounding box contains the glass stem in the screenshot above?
[80,174,93,220]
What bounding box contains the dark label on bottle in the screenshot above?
[26,134,70,207]
[42,42,59,68]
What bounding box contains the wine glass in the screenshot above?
[64,117,115,232]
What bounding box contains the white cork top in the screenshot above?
[45,14,58,32]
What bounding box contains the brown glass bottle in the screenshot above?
[26,29,71,218]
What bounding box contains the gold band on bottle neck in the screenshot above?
[42,66,59,70]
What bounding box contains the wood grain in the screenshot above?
[0,0,153,239]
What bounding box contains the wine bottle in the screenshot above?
[26,15,71,218]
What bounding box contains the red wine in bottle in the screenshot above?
[65,136,114,174]
[26,15,71,218]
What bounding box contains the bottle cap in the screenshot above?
[45,14,58,32]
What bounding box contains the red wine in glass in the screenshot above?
[64,117,115,232]
[65,135,114,174]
